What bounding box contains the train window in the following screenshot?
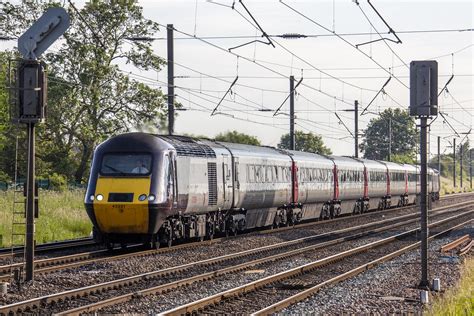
[101,153,152,176]
[256,165,263,182]
[266,166,273,182]
[247,165,254,183]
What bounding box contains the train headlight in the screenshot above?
[96,194,104,201]
[89,195,95,201]
[148,194,156,201]
[138,194,147,201]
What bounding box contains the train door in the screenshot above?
[222,154,232,209]
[363,167,368,198]
[232,157,240,207]
[291,160,299,204]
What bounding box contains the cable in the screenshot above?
[279,0,409,89]
[159,23,355,106]
[355,1,408,69]
[139,28,474,41]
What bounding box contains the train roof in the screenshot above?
[207,140,290,160]
[354,158,387,170]
[329,156,365,168]
[286,150,333,164]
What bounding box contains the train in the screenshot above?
[84,133,440,248]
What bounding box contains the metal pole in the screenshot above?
[25,122,35,281]
[388,118,392,161]
[419,117,429,288]
[167,24,174,135]
[354,100,359,158]
[470,149,472,189]
[437,136,441,173]
[453,138,456,187]
[460,143,463,188]
[438,136,441,191]
[290,75,295,150]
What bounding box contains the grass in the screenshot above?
[426,257,474,315]
[440,176,473,196]
[0,189,92,248]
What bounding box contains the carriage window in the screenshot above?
[101,153,152,176]
[248,165,255,183]
[266,166,273,182]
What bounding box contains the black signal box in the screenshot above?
[409,61,438,117]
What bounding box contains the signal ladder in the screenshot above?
[9,135,28,283]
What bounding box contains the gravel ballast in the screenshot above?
[281,223,473,314]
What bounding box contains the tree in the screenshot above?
[0,52,11,182]
[2,1,167,182]
[278,131,332,155]
[214,131,261,146]
[360,108,417,162]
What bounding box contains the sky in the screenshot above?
[137,0,473,158]
[3,0,474,158]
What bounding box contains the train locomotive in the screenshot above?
[84,133,440,248]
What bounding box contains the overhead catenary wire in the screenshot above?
[157,23,356,107]
[355,0,408,69]
[279,0,409,89]
[134,28,474,41]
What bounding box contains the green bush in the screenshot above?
[48,173,68,191]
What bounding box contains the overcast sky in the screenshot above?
[4,1,473,158]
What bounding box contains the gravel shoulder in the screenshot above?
[281,222,473,315]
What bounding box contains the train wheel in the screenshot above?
[167,239,173,248]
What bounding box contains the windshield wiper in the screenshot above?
[104,164,127,175]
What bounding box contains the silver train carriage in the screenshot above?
[84,133,440,247]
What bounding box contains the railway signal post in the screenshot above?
[15,7,70,282]
[453,138,456,187]
[167,24,174,135]
[409,60,438,289]
[289,75,295,150]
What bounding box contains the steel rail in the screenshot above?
[440,234,470,252]
[6,207,470,315]
[0,199,472,284]
[0,237,96,259]
[55,208,465,316]
[252,220,472,315]
[0,186,467,258]
[161,214,473,315]
[458,240,473,255]
[0,189,466,263]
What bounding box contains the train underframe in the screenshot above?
[96,192,439,249]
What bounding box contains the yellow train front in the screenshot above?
[84,133,175,248]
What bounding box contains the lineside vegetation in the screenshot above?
[0,190,91,247]
[426,257,474,315]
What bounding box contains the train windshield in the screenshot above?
[100,153,152,176]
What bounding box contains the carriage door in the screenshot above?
[222,154,232,209]
[232,157,240,207]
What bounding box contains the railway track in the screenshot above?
[1,203,471,315]
[0,237,96,260]
[0,190,467,267]
[0,198,472,283]
[0,189,467,260]
[161,216,472,315]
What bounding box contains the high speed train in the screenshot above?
[84,133,440,248]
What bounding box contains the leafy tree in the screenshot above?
[214,130,261,146]
[278,131,332,155]
[391,153,416,164]
[2,1,167,182]
[360,108,417,161]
